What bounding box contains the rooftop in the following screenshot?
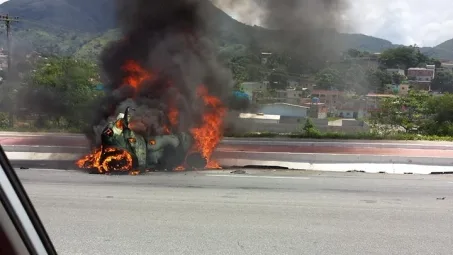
[241,82,263,86]
[312,90,345,95]
[261,102,310,109]
[408,67,434,71]
[366,93,397,98]
[239,113,280,120]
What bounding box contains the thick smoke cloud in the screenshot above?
[86,0,234,145]
[213,0,348,30]
[212,0,350,62]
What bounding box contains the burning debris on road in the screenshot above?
[77,0,231,174]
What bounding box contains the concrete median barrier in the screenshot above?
[213,151,453,174]
[2,131,453,150]
[3,145,453,174]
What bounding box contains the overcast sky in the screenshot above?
[346,0,453,47]
[219,0,453,47]
[0,0,451,47]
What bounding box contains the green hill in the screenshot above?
[426,39,453,61]
[0,0,452,60]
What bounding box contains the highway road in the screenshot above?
[18,168,453,255]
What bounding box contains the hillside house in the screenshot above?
[439,62,453,72]
[386,68,405,76]
[301,102,328,119]
[240,82,269,101]
[384,84,410,95]
[310,90,346,111]
[365,93,397,113]
[407,67,435,91]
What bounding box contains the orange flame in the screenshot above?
[122,60,151,90]
[76,147,133,174]
[174,165,185,171]
[168,105,179,126]
[190,85,226,168]
[163,103,179,134]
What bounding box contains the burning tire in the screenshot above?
[77,146,137,174]
[100,148,137,173]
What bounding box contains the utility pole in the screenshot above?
[0,14,19,127]
[0,14,19,76]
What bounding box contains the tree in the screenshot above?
[369,91,431,133]
[431,71,453,92]
[227,54,262,86]
[346,48,361,58]
[391,72,405,85]
[268,68,289,90]
[379,46,418,69]
[424,94,453,135]
[343,64,368,94]
[218,44,247,61]
[366,69,392,93]
[22,56,101,128]
[315,68,344,90]
[378,46,440,70]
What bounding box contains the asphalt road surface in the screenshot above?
[17,168,453,255]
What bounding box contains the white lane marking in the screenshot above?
[205,174,310,180]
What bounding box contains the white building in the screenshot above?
[238,113,280,124]
[287,79,299,87]
[386,68,405,76]
[258,103,309,118]
[275,88,304,104]
[440,63,453,72]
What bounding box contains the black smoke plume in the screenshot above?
[212,0,350,67]
[86,0,234,145]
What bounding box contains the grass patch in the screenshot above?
[225,131,453,141]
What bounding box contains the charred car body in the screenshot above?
[83,107,207,173]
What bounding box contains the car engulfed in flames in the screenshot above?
[77,106,211,174]
[76,60,226,175]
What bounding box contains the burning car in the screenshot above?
[77,106,213,174]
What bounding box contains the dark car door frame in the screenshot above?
[0,146,57,254]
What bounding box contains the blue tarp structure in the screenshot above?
[232,91,250,100]
[95,84,104,90]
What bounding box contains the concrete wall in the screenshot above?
[233,119,369,134]
[258,104,308,118]
[342,119,365,126]
[280,117,328,126]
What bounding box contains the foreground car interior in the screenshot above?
[0,146,57,255]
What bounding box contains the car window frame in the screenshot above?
[0,145,57,254]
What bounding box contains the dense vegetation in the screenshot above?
[0,51,452,140]
[369,91,453,136]
[0,57,103,131]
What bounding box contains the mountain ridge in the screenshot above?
[0,0,451,60]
